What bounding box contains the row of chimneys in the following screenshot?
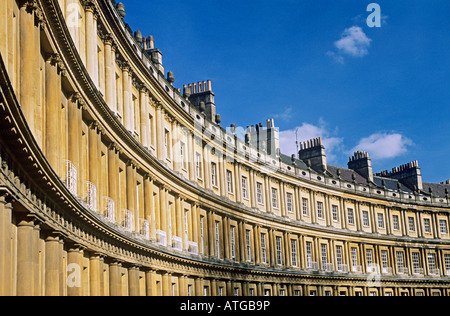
[295,139,423,191]
[375,161,419,177]
[183,81,212,96]
[349,150,369,162]
[246,119,276,134]
[132,30,155,50]
[299,137,322,151]
[374,160,423,191]
[142,36,155,50]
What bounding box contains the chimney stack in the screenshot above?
[145,35,164,73]
[375,160,423,191]
[184,80,216,123]
[348,151,374,183]
[248,119,279,157]
[298,137,327,173]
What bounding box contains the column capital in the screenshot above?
[155,101,164,111]
[0,187,16,204]
[70,92,85,109]
[139,85,149,95]
[16,212,41,227]
[89,251,106,259]
[108,142,120,153]
[35,6,47,30]
[143,172,154,181]
[103,33,115,46]
[106,258,124,266]
[46,53,61,66]
[82,0,97,14]
[120,60,131,73]
[126,159,137,169]
[88,120,99,131]
[66,242,87,253]
[41,229,65,242]
[126,263,142,270]
[19,0,39,13]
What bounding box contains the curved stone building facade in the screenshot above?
[0,0,449,296]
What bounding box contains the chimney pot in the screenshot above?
[143,37,148,50]
[148,36,154,49]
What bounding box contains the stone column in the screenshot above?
[249,170,256,208]
[179,275,188,297]
[84,0,98,87]
[211,279,217,297]
[96,125,104,213]
[254,226,261,264]
[144,174,155,239]
[16,214,37,296]
[88,122,99,211]
[107,143,119,222]
[207,211,215,257]
[104,34,115,110]
[43,231,62,296]
[19,0,39,135]
[280,182,286,217]
[109,260,122,296]
[222,217,230,259]
[172,121,180,171]
[155,102,164,160]
[195,277,203,297]
[188,131,195,181]
[67,244,85,296]
[218,153,226,196]
[234,163,241,203]
[161,272,171,296]
[355,201,362,231]
[89,253,104,296]
[68,93,83,195]
[33,222,41,296]
[294,187,301,221]
[0,193,13,296]
[139,86,150,148]
[126,160,136,231]
[122,62,133,131]
[128,265,141,296]
[0,0,7,60]
[145,269,156,296]
[175,195,182,243]
[159,186,167,245]
[45,54,62,175]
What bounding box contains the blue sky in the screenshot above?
[122,1,450,183]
